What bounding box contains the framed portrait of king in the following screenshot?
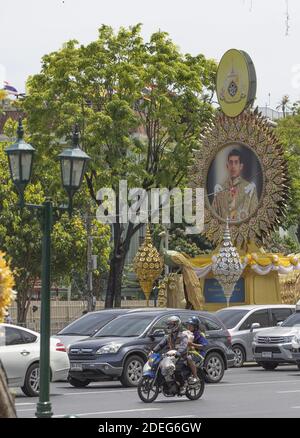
[206,143,264,224]
[189,111,288,248]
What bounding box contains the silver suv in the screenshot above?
[216,305,295,367]
[252,309,300,370]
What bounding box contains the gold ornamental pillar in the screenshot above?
[133,226,164,306]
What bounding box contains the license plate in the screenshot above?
[262,352,272,358]
[70,363,83,371]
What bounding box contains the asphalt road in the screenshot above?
[14,365,300,418]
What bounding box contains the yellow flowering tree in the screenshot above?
[0,252,15,322]
[0,252,17,418]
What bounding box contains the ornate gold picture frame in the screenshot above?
[190,110,289,248]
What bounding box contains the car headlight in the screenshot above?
[96,343,122,355]
[292,336,300,349]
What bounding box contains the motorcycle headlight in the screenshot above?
[143,362,152,372]
[292,336,300,349]
[96,343,122,355]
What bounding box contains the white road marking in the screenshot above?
[209,379,300,388]
[166,415,197,418]
[53,408,160,418]
[64,389,136,396]
[277,390,300,394]
[15,403,35,406]
[16,409,36,412]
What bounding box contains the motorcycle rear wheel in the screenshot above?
[137,376,159,403]
[185,369,205,400]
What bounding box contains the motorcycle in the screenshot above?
[137,350,205,403]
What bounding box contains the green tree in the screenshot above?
[276,112,300,241]
[264,231,300,255]
[276,95,291,117]
[0,119,110,323]
[21,24,217,307]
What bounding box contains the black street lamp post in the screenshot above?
[5,120,90,418]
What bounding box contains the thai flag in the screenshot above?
[3,81,19,96]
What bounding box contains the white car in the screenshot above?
[0,323,70,396]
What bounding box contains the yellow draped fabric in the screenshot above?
[187,253,300,269]
[170,253,204,310]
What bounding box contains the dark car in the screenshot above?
[68,309,235,387]
[52,308,150,348]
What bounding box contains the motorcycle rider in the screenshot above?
[152,315,189,356]
[186,316,208,382]
[152,316,189,391]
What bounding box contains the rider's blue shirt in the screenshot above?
[193,330,208,357]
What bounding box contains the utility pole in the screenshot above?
[86,205,94,312]
[164,223,170,276]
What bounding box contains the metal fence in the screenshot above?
[7,300,155,335]
[257,106,293,120]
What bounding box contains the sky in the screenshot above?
[1,0,300,109]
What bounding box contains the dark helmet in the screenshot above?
[166,316,181,334]
[187,316,200,330]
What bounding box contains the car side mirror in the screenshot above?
[150,329,165,339]
[250,322,260,332]
[277,321,283,327]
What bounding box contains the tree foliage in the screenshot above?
[0,119,110,322]
[20,24,217,307]
[275,112,300,238]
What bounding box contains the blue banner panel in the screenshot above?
[204,277,245,303]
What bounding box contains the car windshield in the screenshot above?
[215,309,249,329]
[94,315,155,337]
[57,312,120,336]
[281,312,300,327]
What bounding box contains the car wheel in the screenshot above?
[120,355,145,387]
[68,376,91,387]
[21,363,40,397]
[260,362,278,371]
[204,352,225,383]
[232,345,246,368]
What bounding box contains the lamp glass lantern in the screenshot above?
[58,125,91,201]
[5,120,35,197]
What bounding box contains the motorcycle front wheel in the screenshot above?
[185,369,205,401]
[137,376,160,403]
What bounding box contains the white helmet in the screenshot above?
[166,316,181,334]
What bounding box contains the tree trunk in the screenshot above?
[113,255,126,308]
[105,251,126,308]
[296,223,300,243]
[0,360,17,418]
[105,221,143,308]
[105,260,115,308]
[16,277,35,325]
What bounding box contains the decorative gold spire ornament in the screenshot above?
[212,220,244,307]
[133,226,164,306]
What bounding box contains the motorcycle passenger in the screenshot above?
[186,317,208,383]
